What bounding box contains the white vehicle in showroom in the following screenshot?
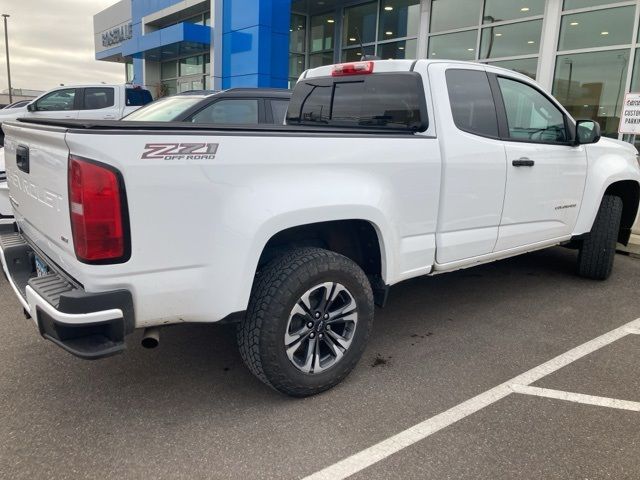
[1,60,639,396]
[0,84,153,219]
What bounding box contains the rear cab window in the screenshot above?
[445,69,499,138]
[126,88,153,107]
[83,87,115,110]
[286,73,428,131]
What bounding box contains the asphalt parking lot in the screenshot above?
[1,246,639,480]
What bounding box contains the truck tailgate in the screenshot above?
[2,122,75,263]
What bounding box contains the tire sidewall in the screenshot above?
[258,257,374,392]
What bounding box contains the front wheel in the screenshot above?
[577,195,623,280]
[237,247,374,397]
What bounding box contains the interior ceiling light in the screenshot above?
[495,33,503,36]
[521,7,529,11]
[601,31,609,35]
[327,19,334,23]
[349,37,356,41]
[467,48,474,51]
[570,21,579,26]
[385,6,393,10]
[527,40,535,44]
[386,31,393,35]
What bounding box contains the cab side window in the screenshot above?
[36,89,77,111]
[446,69,499,138]
[190,99,259,124]
[497,77,568,143]
[83,88,115,110]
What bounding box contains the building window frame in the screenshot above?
[553,0,640,140]
[425,1,545,78]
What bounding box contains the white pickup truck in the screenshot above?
[1,60,639,396]
[0,84,153,219]
[0,84,153,146]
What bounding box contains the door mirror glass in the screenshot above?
[26,103,36,112]
[575,119,601,145]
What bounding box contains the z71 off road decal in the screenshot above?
[141,143,219,160]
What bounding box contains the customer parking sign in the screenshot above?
[619,93,640,134]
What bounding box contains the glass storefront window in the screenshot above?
[483,0,545,24]
[480,19,542,59]
[179,55,204,76]
[378,0,420,41]
[429,30,477,60]
[125,62,134,83]
[553,49,630,137]
[290,13,306,54]
[430,0,482,33]
[161,61,177,80]
[558,6,635,51]
[343,2,377,47]
[631,48,640,93]
[342,45,375,62]
[309,52,334,68]
[378,39,418,59]
[487,57,538,79]
[162,79,177,97]
[310,13,335,52]
[563,0,622,10]
[289,54,305,79]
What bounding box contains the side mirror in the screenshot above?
[26,103,36,112]
[574,119,601,146]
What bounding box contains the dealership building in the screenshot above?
[94,0,640,140]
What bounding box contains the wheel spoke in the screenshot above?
[285,328,309,349]
[301,337,317,373]
[322,334,344,363]
[323,282,348,310]
[327,305,357,324]
[327,329,352,350]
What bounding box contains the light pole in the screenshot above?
[2,14,12,103]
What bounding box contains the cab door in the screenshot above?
[491,74,587,251]
[430,64,507,265]
[77,87,120,120]
[28,88,81,120]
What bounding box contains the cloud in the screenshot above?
[0,0,123,92]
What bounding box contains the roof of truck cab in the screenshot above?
[301,59,535,85]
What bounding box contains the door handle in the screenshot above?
[16,145,30,174]
[512,158,535,167]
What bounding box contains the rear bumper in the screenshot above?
[0,223,134,359]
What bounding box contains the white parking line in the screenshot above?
[303,317,640,480]
[512,384,640,411]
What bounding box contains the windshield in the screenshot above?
[123,96,205,121]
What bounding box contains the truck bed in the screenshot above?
[15,118,418,136]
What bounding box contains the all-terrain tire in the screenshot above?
[577,195,623,280]
[237,247,374,397]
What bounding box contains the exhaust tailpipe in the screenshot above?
[141,327,160,349]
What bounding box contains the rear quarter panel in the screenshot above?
[64,130,441,326]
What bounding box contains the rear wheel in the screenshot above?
[577,195,623,280]
[237,247,374,397]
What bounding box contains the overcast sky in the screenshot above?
[0,0,124,93]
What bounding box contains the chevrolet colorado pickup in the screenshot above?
[1,60,639,397]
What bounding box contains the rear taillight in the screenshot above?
[332,61,375,76]
[68,155,129,263]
